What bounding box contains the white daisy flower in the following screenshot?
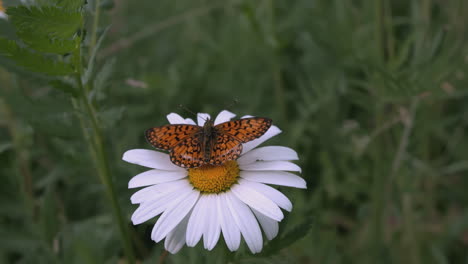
[123,110,306,254]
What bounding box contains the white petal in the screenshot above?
[241,126,282,154]
[186,195,209,247]
[164,214,189,254]
[203,195,221,250]
[240,171,307,189]
[237,146,299,165]
[231,184,283,221]
[252,209,279,241]
[128,169,187,188]
[214,110,236,125]
[241,115,254,118]
[131,188,191,225]
[240,161,301,173]
[151,190,200,242]
[130,180,191,204]
[225,192,263,254]
[197,113,211,126]
[239,179,292,211]
[122,149,184,171]
[185,118,196,125]
[167,113,187,124]
[218,193,241,251]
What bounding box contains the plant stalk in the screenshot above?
[73,41,136,263]
[89,0,102,52]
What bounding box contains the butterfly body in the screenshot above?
[145,116,272,168]
[201,118,216,163]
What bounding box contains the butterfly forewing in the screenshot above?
[145,124,201,150]
[208,133,243,165]
[215,117,272,143]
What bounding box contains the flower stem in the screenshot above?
[73,40,136,264]
[89,0,102,52]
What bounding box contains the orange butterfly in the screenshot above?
[145,117,272,168]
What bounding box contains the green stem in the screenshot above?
[73,38,136,264]
[89,0,102,52]
[77,81,136,264]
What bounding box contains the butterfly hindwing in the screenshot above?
[215,117,272,143]
[208,133,243,165]
[145,124,201,150]
[170,134,205,168]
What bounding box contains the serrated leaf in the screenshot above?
[20,34,77,54]
[83,27,109,85]
[49,79,79,97]
[93,57,115,94]
[7,6,82,40]
[0,38,74,75]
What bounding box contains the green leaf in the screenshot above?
[93,57,115,95]
[7,6,82,39]
[49,79,79,97]
[6,5,82,54]
[0,38,74,75]
[83,27,110,85]
[20,34,77,54]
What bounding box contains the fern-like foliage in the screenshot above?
[7,6,82,54]
[8,6,82,40]
[0,2,83,75]
[0,38,74,75]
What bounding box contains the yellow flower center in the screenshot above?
[0,1,5,12]
[188,160,240,193]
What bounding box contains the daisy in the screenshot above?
[123,110,306,254]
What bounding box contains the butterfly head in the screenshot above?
[202,117,215,135]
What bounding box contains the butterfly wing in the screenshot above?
[215,117,272,143]
[208,133,243,165]
[146,117,272,168]
[145,124,201,151]
[170,134,205,168]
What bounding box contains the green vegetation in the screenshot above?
[1,0,468,263]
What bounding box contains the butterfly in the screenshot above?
[145,116,272,168]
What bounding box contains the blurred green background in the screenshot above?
[1,0,468,263]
